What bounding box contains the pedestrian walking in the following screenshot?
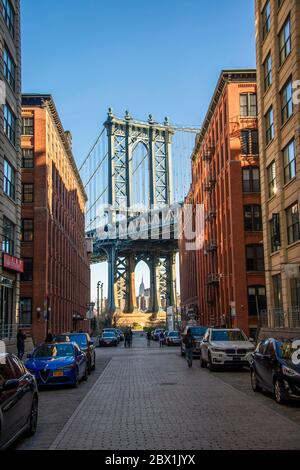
[128,328,133,348]
[159,331,164,348]
[124,329,129,348]
[183,329,195,367]
[16,328,26,360]
[146,330,151,347]
[45,332,54,343]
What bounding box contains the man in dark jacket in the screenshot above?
[183,329,195,367]
[17,329,26,360]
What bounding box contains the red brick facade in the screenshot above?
[20,95,90,344]
[180,71,266,337]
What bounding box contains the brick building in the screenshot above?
[255,0,300,333]
[0,0,23,341]
[179,188,199,324]
[180,70,266,337]
[20,94,90,344]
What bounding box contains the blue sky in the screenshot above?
[21,0,256,301]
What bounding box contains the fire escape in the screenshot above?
[202,146,219,325]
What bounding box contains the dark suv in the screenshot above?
[0,353,38,449]
[54,333,96,375]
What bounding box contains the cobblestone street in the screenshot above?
[14,334,300,450]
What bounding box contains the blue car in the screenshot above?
[25,342,88,388]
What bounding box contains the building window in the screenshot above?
[242,166,260,193]
[267,161,276,197]
[244,205,262,231]
[246,245,265,272]
[265,107,274,144]
[21,219,34,242]
[240,93,257,117]
[290,277,300,308]
[3,103,16,145]
[19,298,32,325]
[3,159,15,199]
[262,0,271,40]
[279,16,291,65]
[21,258,33,282]
[263,52,272,91]
[2,0,15,37]
[286,203,300,245]
[240,129,259,155]
[22,117,34,136]
[22,184,34,203]
[272,274,283,309]
[270,214,281,253]
[283,139,296,184]
[2,216,14,255]
[248,286,267,317]
[22,148,34,168]
[3,46,15,90]
[281,78,293,124]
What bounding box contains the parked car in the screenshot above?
[152,329,165,341]
[54,333,96,374]
[0,353,38,449]
[200,328,255,371]
[166,331,181,346]
[103,328,121,342]
[116,329,124,342]
[250,338,300,404]
[181,326,207,357]
[98,332,118,347]
[25,342,88,388]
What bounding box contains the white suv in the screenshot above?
[200,328,255,371]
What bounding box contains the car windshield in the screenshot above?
[276,340,299,360]
[103,333,115,338]
[211,330,247,342]
[189,327,207,336]
[69,334,88,347]
[169,332,180,337]
[33,344,74,358]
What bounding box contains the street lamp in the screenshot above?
[97,281,104,320]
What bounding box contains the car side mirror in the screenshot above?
[202,339,208,343]
[3,379,19,391]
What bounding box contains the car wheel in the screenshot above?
[199,353,207,368]
[274,379,287,405]
[83,365,88,382]
[208,353,216,372]
[250,369,261,392]
[72,369,80,388]
[25,396,38,437]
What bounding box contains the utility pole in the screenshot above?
[97,281,103,321]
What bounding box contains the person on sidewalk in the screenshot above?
[146,330,151,347]
[124,329,129,348]
[183,329,195,367]
[159,331,165,348]
[16,329,26,360]
[128,328,133,348]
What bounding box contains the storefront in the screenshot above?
[0,276,14,339]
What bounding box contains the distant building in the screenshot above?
[136,277,150,311]
[255,0,300,333]
[20,94,90,343]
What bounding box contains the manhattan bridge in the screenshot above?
[80,109,199,327]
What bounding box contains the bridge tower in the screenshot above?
[100,109,177,327]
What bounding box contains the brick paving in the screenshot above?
[49,337,300,450]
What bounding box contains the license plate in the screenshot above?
[232,357,241,362]
[53,371,64,377]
